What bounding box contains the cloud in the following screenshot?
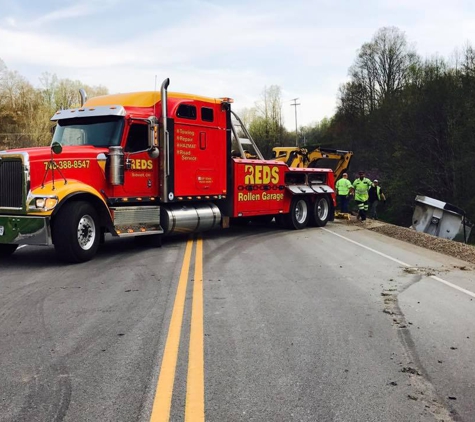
[5,17,16,27]
[30,4,95,27]
[1,0,475,129]
[0,27,145,68]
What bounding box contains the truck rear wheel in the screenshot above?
[310,195,331,227]
[53,201,100,263]
[285,196,309,230]
[0,244,18,258]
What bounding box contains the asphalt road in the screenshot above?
[0,221,474,422]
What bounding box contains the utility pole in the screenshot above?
[290,98,300,146]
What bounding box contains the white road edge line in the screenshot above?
[322,227,475,299]
[429,275,475,299]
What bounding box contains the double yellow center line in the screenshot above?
[150,236,205,422]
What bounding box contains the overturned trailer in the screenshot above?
[411,195,473,243]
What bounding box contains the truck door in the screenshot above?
[118,122,159,197]
[172,103,227,198]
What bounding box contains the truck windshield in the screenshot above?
[52,116,125,147]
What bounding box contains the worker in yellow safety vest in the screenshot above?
[352,171,372,221]
[368,179,386,220]
[335,173,353,213]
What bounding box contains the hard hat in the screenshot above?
[373,179,379,183]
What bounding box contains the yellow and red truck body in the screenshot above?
[0,79,335,262]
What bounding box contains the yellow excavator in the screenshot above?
[272,146,353,180]
[272,146,354,219]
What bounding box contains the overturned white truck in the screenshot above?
[411,195,473,243]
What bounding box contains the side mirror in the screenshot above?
[148,116,159,149]
[147,116,160,159]
[51,141,62,155]
[148,147,159,159]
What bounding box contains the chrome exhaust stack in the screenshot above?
[79,89,88,107]
[160,78,171,202]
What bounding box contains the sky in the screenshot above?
[1,0,475,131]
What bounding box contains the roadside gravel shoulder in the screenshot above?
[338,217,475,266]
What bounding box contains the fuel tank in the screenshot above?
[161,202,221,235]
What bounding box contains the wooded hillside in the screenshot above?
[322,27,475,227]
[2,26,474,227]
[0,59,107,149]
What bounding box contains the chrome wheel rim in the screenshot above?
[295,199,308,224]
[77,215,96,250]
[317,198,329,221]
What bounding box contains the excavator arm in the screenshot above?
[272,146,353,180]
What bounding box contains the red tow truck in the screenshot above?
[0,79,335,262]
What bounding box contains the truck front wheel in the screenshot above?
[285,196,309,230]
[0,244,19,258]
[53,201,100,263]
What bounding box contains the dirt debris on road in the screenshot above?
[340,217,475,266]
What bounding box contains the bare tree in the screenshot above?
[39,72,59,110]
[349,27,419,111]
[0,60,109,148]
[253,85,284,149]
[462,43,475,76]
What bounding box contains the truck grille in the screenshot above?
[0,159,24,208]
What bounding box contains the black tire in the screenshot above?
[284,196,310,230]
[0,244,18,258]
[52,201,100,263]
[310,195,331,227]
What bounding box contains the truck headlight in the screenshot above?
[35,198,46,208]
[29,196,59,211]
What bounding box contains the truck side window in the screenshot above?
[201,107,214,122]
[308,173,327,184]
[177,104,197,120]
[125,124,149,152]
